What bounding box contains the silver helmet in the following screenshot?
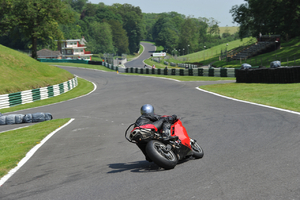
[140,104,154,115]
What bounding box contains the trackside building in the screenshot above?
[58,36,93,60]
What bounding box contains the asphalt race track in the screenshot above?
[1,45,300,199]
[124,42,156,68]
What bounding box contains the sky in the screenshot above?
[89,0,246,27]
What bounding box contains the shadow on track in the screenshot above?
[107,161,161,173]
[107,158,194,173]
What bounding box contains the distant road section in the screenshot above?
[125,42,156,68]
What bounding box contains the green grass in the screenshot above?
[200,83,300,112]
[0,77,94,114]
[219,26,239,35]
[0,118,71,178]
[178,37,255,63]
[141,41,164,52]
[0,44,74,94]
[121,73,235,81]
[91,55,103,61]
[146,37,255,67]
[213,36,300,68]
[139,44,144,54]
[126,44,145,61]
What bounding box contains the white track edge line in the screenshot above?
[196,87,300,116]
[0,118,75,187]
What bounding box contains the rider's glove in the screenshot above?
[171,115,177,120]
[166,115,177,123]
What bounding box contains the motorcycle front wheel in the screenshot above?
[190,139,204,159]
[146,140,178,169]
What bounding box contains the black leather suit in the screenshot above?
[135,113,177,137]
[134,113,177,162]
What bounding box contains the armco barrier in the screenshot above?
[236,67,300,83]
[0,77,78,109]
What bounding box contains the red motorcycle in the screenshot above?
[125,117,204,169]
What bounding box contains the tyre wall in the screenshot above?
[236,67,300,83]
[123,67,235,77]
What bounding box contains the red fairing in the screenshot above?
[132,124,158,132]
[171,120,191,149]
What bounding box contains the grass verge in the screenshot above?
[212,36,300,68]
[200,83,300,112]
[0,118,71,178]
[0,77,94,114]
[0,45,74,94]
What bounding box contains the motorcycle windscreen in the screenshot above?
[171,120,191,149]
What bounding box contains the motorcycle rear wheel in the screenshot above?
[146,140,178,169]
[190,139,204,159]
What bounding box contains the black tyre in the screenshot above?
[190,139,204,159]
[145,140,178,169]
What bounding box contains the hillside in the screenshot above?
[219,26,239,35]
[0,45,74,94]
[212,36,300,68]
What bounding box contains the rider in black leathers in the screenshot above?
[134,104,178,162]
[135,104,177,140]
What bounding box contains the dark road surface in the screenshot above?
[124,42,156,68]
[1,60,300,199]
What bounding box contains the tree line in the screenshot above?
[230,0,300,41]
[0,0,239,59]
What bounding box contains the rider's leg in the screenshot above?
[162,122,178,141]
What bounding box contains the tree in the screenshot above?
[64,0,87,13]
[230,0,300,40]
[0,0,74,59]
[178,17,198,54]
[88,21,114,54]
[108,20,129,55]
[95,3,122,23]
[114,4,143,54]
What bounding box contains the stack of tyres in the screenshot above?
[208,68,214,76]
[188,69,193,76]
[198,68,203,76]
[235,69,243,83]
[0,114,25,125]
[23,113,53,123]
[289,67,297,83]
[0,112,53,125]
[280,68,288,83]
[179,69,184,76]
[164,68,168,75]
[172,69,176,75]
[220,68,227,77]
[267,68,274,83]
[255,69,263,83]
[277,68,284,83]
[88,61,102,65]
[295,67,300,82]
